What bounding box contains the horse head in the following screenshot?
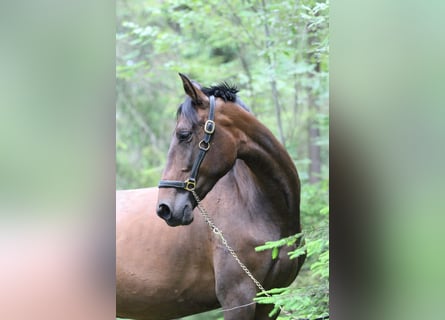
[156,73,244,226]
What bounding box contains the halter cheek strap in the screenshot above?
[158,95,216,192]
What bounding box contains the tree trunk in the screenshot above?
[261,0,286,146]
[308,116,321,184]
[308,61,321,184]
[306,6,323,184]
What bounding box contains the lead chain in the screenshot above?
[191,190,297,319]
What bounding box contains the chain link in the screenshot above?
[191,190,297,319]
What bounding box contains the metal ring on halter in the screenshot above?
[184,179,196,191]
[198,140,210,151]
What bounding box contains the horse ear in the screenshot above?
[179,73,209,108]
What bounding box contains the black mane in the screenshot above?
[202,82,239,102]
[177,81,250,126]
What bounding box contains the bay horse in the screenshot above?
[116,73,305,320]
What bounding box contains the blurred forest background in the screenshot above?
[116,0,328,319]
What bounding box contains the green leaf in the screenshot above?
[272,247,279,259]
[288,245,307,260]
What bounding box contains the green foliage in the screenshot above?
[256,233,304,258]
[255,181,329,319]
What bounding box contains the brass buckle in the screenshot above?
[184,179,196,191]
[199,140,210,151]
[204,120,215,134]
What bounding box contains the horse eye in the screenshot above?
[176,131,192,142]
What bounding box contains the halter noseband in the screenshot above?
[158,95,216,192]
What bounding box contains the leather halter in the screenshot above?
[158,95,216,192]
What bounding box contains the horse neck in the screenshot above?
[230,108,301,232]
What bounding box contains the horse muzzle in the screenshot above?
[156,193,194,226]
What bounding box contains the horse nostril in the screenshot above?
[157,203,172,221]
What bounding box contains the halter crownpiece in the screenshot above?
[158,95,216,192]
